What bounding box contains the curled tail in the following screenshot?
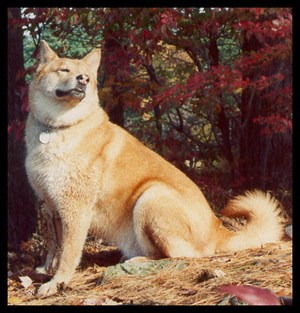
[216,190,285,252]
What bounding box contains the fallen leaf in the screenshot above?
[19,276,33,289]
[217,295,231,305]
[219,284,281,305]
[213,269,225,277]
[78,296,122,306]
[81,298,100,305]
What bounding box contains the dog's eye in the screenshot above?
[58,68,70,73]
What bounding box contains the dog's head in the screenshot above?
[29,41,102,127]
[33,40,101,105]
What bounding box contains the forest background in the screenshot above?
[8,7,292,251]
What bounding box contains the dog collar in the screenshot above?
[38,122,71,144]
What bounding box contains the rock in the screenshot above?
[99,259,187,283]
[285,225,292,239]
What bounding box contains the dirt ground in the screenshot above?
[8,237,292,306]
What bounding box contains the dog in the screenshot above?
[25,40,284,296]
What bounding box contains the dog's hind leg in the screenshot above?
[133,185,215,258]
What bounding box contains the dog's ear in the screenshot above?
[39,40,58,65]
[82,48,101,74]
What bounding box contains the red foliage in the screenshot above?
[9,8,292,193]
[219,284,282,305]
[253,114,292,137]
[8,121,25,142]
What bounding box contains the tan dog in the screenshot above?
[25,41,284,296]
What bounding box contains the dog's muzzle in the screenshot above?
[56,74,89,101]
[56,87,86,99]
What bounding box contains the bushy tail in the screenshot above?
[216,190,285,252]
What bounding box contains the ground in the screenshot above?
[8,238,292,306]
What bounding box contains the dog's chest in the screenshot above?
[25,126,87,199]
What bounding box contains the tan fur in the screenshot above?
[25,41,285,296]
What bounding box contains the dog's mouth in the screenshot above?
[55,88,86,100]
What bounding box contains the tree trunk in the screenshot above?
[209,35,235,180]
[143,63,164,153]
[238,17,291,194]
[238,32,263,189]
[8,8,36,251]
[101,36,125,127]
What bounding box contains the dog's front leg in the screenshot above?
[36,205,62,275]
[37,207,93,297]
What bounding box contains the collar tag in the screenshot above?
[39,132,51,144]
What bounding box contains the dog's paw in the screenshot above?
[37,280,59,297]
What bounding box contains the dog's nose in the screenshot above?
[76,74,90,85]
